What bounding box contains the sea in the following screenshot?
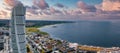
[39,20,120,47]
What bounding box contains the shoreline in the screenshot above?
[39,23,118,48]
[27,23,120,52]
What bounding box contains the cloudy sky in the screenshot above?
[0,0,120,20]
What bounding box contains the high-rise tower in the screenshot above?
[10,3,26,53]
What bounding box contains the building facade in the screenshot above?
[10,3,26,53]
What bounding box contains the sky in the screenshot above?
[0,0,120,20]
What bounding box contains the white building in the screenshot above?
[10,3,26,53]
[97,50,120,53]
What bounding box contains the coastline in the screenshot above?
[38,24,119,51]
[27,23,120,53]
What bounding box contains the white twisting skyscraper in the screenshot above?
[10,3,27,53]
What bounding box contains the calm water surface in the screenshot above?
[40,21,120,47]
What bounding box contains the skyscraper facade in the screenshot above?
[10,3,26,53]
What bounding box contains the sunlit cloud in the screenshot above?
[50,7,63,15]
[33,0,49,10]
[0,10,7,18]
[77,1,97,13]
[4,0,22,8]
[102,0,120,11]
[0,0,120,20]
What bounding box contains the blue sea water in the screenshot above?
[40,21,120,47]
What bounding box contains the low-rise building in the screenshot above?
[0,31,4,51]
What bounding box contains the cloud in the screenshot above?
[27,9,38,15]
[95,0,120,15]
[72,10,82,15]
[103,0,120,2]
[77,1,97,12]
[42,11,51,15]
[26,5,39,10]
[0,10,8,18]
[0,10,7,15]
[33,0,49,10]
[1,0,120,20]
[99,10,120,14]
[50,7,63,15]
[55,3,65,8]
[4,7,12,11]
[4,0,22,8]
[101,0,120,11]
[62,10,71,15]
